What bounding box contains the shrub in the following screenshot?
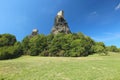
[0,34,16,47]
[0,42,23,60]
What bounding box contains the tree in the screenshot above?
[48,33,65,56]
[0,34,16,47]
[29,34,47,56]
[106,45,119,52]
[20,32,108,57]
[22,36,30,54]
[92,42,107,55]
[0,42,23,60]
[69,39,85,57]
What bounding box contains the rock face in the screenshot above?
[28,29,39,38]
[51,10,71,34]
[32,29,39,36]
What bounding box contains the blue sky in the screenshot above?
[0,0,120,47]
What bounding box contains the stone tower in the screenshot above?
[51,10,71,34]
[31,29,39,36]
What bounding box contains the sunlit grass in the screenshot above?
[0,53,120,80]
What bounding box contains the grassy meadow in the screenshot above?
[0,52,120,80]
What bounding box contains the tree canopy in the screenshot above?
[0,34,22,60]
[0,33,119,60]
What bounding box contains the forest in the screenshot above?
[0,33,120,60]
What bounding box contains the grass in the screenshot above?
[0,52,120,80]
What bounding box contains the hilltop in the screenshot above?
[0,11,120,60]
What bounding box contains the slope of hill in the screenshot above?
[0,53,120,80]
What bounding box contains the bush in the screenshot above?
[0,42,23,60]
[106,45,119,52]
[21,33,107,57]
[0,34,16,47]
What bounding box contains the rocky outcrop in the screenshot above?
[29,29,39,38]
[51,10,71,34]
[27,29,39,39]
[31,29,39,36]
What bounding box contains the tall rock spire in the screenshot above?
[51,10,71,34]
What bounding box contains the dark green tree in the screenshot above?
[29,34,47,56]
[22,36,30,54]
[0,34,16,47]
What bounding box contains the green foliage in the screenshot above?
[2,32,116,58]
[0,34,16,47]
[106,45,119,52]
[21,36,30,55]
[91,42,109,55]
[119,48,120,52]
[70,39,85,57]
[0,34,22,60]
[1,32,120,59]
[92,42,105,53]
[0,42,22,60]
[21,33,96,57]
[29,34,47,56]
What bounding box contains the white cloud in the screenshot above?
[115,3,120,10]
[90,11,97,15]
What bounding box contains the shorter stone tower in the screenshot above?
[31,29,39,36]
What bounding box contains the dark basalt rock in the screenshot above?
[29,29,39,38]
[51,10,71,34]
[31,29,39,36]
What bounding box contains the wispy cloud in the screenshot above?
[86,11,99,23]
[103,32,113,35]
[115,3,120,10]
[92,32,120,42]
[92,32,120,47]
[91,32,120,47]
[90,11,97,15]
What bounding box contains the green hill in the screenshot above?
[0,53,120,80]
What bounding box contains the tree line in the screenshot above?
[0,33,120,60]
